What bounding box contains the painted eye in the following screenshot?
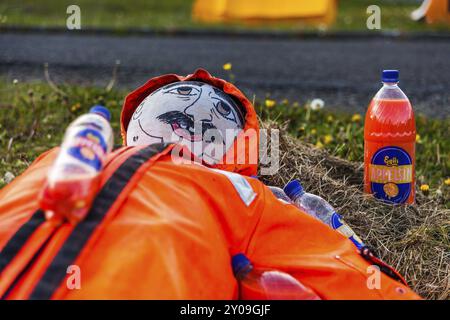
[166,85,200,97]
[132,101,145,120]
[215,100,231,116]
[214,100,236,123]
[176,86,192,95]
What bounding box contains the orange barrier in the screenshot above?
[192,0,337,26]
[411,0,450,24]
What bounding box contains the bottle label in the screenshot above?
[67,128,108,171]
[369,146,412,203]
[331,213,364,249]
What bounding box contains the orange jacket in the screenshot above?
[0,70,421,299]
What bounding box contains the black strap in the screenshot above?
[0,209,45,274]
[29,143,170,300]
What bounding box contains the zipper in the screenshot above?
[1,226,59,299]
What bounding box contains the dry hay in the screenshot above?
[260,121,450,300]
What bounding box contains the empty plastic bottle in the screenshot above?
[232,253,321,300]
[284,180,364,249]
[39,105,113,224]
[267,186,292,203]
[250,175,292,203]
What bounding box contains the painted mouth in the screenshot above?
[157,111,217,142]
[170,121,202,142]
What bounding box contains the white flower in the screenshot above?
[4,171,15,184]
[310,98,325,111]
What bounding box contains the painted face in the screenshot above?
[126,81,245,164]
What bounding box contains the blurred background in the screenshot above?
[1,0,449,116]
[1,0,449,31]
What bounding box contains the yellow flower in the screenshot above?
[222,63,232,71]
[281,98,289,105]
[420,184,430,192]
[315,140,324,149]
[444,178,450,186]
[416,134,421,143]
[71,103,81,112]
[292,101,300,107]
[327,115,334,122]
[265,99,276,108]
[310,128,317,135]
[351,114,361,122]
[324,134,333,144]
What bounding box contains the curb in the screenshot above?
[1,25,450,41]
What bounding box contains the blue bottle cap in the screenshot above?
[90,105,111,121]
[382,70,399,83]
[231,253,252,277]
[283,179,304,199]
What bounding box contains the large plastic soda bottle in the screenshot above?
[284,180,364,250]
[364,70,415,204]
[39,105,113,224]
[231,253,320,300]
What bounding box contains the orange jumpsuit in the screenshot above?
[0,69,421,299]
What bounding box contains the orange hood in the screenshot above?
[120,68,259,176]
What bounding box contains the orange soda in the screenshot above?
[39,106,113,224]
[364,70,416,204]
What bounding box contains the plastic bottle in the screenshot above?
[39,105,113,224]
[267,186,292,203]
[284,180,364,250]
[364,70,415,204]
[232,253,320,300]
[250,175,292,203]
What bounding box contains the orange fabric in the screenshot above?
[0,222,59,296]
[120,68,259,176]
[0,146,421,300]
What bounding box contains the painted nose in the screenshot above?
[184,103,213,123]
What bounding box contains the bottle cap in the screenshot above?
[284,179,304,199]
[231,253,252,277]
[90,105,111,121]
[382,70,399,83]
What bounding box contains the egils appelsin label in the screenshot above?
[369,164,412,184]
[369,146,413,204]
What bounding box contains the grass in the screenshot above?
[0,0,449,32]
[0,0,193,30]
[336,0,450,32]
[0,79,449,207]
[0,80,124,185]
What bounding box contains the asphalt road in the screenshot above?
[0,31,449,117]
